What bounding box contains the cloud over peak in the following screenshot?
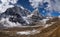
[0,0,18,13]
[29,0,43,8]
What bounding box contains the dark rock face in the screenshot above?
[0,6,31,26]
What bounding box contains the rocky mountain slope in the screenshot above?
[0,6,44,28]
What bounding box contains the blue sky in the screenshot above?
[17,0,60,17]
[17,0,34,11]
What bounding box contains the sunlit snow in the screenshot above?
[16,29,40,35]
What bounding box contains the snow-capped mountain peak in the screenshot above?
[0,5,44,28]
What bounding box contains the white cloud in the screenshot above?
[0,0,18,13]
[29,0,51,8]
[29,0,43,8]
[29,0,60,11]
[50,0,60,12]
[45,0,60,12]
[29,0,60,16]
[29,0,52,16]
[0,18,22,28]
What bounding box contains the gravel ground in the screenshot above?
[0,19,60,37]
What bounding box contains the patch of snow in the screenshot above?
[20,6,24,9]
[22,13,34,24]
[46,17,53,19]
[27,14,34,17]
[17,31,31,35]
[44,24,51,28]
[17,5,25,10]
[41,19,49,24]
[22,16,30,24]
[44,22,55,28]
[16,29,40,35]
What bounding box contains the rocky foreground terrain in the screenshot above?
[0,17,60,37]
